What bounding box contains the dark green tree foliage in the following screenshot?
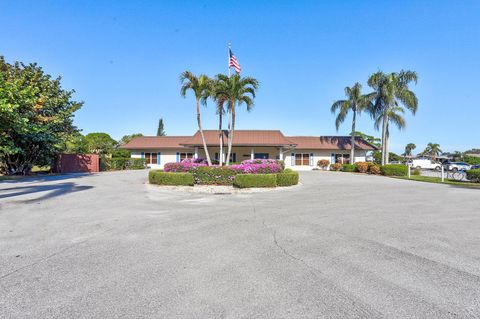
[355,131,381,148]
[119,133,143,145]
[63,132,89,154]
[157,118,166,136]
[0,57,83,174]
[84,132,117,154]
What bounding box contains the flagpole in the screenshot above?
[228,43,231,78]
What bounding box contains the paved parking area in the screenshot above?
[1,170,480,318]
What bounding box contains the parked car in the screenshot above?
[446,162,471,172]
[409,159,442,170]
[470,164,480,170]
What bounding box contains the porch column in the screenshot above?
[194,147,198,159]
[279,147,283,160]
[251,148,254,160]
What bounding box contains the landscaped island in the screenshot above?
[149,158,299,188]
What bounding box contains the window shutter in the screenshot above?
[157,152,161,165]
[233,153,236,163]
[215,153,218,161]
[141,152,145,159]
[291,153,295,166]
[176,152,180,162]
[310,153,314,166]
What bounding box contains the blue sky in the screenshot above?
[1,1,479,154]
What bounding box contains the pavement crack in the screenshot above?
[0,227,114,281]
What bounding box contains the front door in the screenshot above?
[254,153,269,159]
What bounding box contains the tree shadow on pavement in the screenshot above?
[0,173,94,184]
[0,182,93,201]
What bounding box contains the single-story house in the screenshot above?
[120,130,378,170]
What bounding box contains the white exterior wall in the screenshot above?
[131,149,193,169]
[132,148,368,170]
[284,149,368,171]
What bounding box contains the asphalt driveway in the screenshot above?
[1,170,480,318]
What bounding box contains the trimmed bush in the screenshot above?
[411,169,421,176]
[317,159,330,169]
[464,155,480,166]
[342,164,356,172]
[466,169,480,182]
[330,163,342,171]
[380,164,408,176]
[368,163,381,175]
[100,157,145,171]
[149,170,194,186]
[276,171,299,186]
[355,162,369,173]
[283,168,294,173]
[192,166,237,185]
[233,174,277,188]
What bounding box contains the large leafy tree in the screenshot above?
[368,70,418,165]
[331,83,373,164]
[84,132,117,154]
[423,143,442,160]
[0,57,83,175]
[180,71,212,166]
[404,143,416,158]
[119,133,143,146]
[355,131,381,148]
[213,74,259,165]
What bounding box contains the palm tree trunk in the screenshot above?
[350,109,356,164]
[196,99,212,166]
[384,123,389,165]
[381,113,388,165]
[218,111,223,166]
[226,102,235,166]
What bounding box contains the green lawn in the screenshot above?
[394,175,480,189]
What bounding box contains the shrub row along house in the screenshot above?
[121,130,377,170]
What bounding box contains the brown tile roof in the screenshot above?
[286,136,378,150]
[120,136,191,149]
[119,131,378,151]
[180,130,297,147]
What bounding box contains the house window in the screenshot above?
[254,153,269,159]
[144,152,158,165]
[179,153,193,161]
[295,153,310,166]
[333,154,350,164]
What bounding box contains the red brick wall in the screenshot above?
[55,154,99,173]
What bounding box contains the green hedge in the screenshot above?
[192,166,237,185]
[464,155,480,166]
[276,171,299,186]
[380,164,408,176]
[466,169,480,182]
[233,174,277,188]
[149,170,194,186]
[100,157,145,171]
[342,164,356,172]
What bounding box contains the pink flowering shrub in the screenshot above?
[163,161,207,172]
[162,158,284,185]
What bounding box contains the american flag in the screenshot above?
[229,49,241,74]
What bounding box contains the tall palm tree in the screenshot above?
[368,70,418,165]
[214,96,227,165]
[423,143,442,160]
[404,143,416,158]
[180,71,212,165]
[331,83,374,164]
[213,74,259,165]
